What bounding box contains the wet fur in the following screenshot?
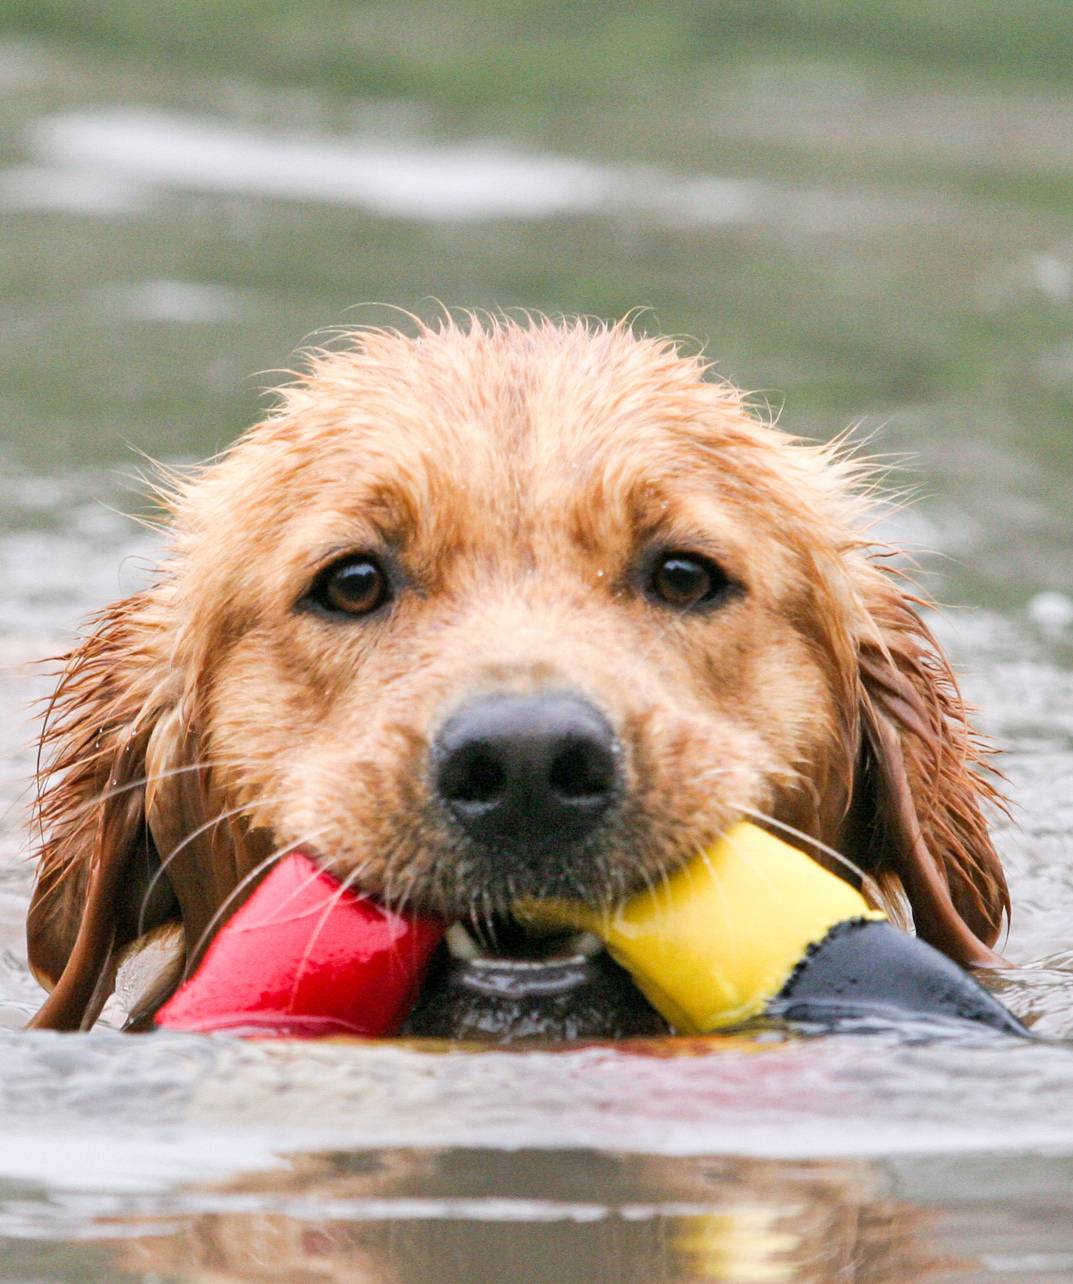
[26,317,1009,1030]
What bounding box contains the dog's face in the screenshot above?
[27,320,1009,1035]
[200,328,834,923]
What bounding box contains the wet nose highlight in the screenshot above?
[433,692,619,848]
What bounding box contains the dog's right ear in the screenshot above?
[26,593,186,1030]
[845,575,1010,967]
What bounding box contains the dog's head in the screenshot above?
[27,318,1008,1033]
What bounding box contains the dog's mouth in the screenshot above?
[400,915,671,1042]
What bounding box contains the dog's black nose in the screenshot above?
[433,693,620,849]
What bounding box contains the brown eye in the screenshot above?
[650,553,734,611]
[309,556,390,617]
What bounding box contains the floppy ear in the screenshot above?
[845,575,1010,966]
[26,592,207,1030]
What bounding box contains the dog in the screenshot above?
[25,315,1009,1034]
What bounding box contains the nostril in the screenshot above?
[440,744,508,807]
[433,692,620,845]
[548,740,614,802]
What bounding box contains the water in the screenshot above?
[2,10,1073,1280]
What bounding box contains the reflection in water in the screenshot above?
[106,1150,932,1283]
[14,1142,1073,1281]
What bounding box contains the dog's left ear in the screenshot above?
[26,592,245,1030]
[846,575,1009,966]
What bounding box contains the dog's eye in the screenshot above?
[309,556,391,616]
[650,553,733,611]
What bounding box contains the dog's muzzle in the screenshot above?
[411,689,659,1037]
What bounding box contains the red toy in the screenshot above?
[155,850,445,1037]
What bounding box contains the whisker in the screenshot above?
[380,855,436,987]
[730,804,867,884]
[181,828,330,966]
[694,838,735,973]
[36,756,270,831]
[656,846,675,915]
[377,834,417,919]
[140,794,288,926]
[387,858,424,926]
[287,863,366,1009]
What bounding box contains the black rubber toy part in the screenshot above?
[768,918,1026,1036]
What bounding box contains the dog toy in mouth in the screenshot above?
[154,851,445,1037]
[517,821,1025,1036]
[155,824,1023,1039]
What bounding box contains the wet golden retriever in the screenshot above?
[26,316,1008,1031]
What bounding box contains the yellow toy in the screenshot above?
[518,821,1022,1036]
[518,821,881,1032]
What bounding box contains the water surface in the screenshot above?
[2,11,1073,1280]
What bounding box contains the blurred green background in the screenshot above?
[2,1,1072,604]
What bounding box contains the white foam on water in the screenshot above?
[0,164,152,216]
[17,108,762,226]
